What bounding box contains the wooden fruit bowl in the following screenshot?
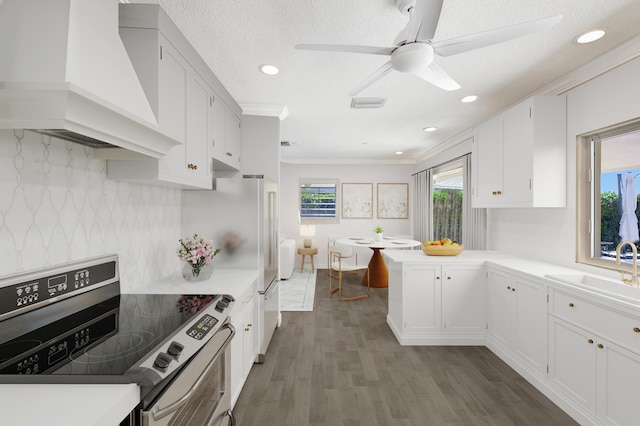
[422,244,464,256]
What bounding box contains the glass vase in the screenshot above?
[181,262,213,282]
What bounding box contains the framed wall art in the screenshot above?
[377,183,408,219]
[341,183,373,219]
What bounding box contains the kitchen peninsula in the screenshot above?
[383,250,640,426]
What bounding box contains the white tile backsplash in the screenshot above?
[0,130,181,291]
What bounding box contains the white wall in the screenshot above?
[0,130,182,291]
[280,162,414,269]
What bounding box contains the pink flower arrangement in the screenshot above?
[176,294,214,313]
[177,234,221,275]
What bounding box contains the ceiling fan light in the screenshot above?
[575,29,605,44]
[395,151,404,155]
[423,126,437,132]
[390,43,433,73]
[461,95,478,103]
[259,64,279,75]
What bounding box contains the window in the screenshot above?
[299,178,339,224]
[577,118,640,271]
[432,161,463,242]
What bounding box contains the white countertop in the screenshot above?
[383,249,506,264]
[126,268,259,298]
[384,249,640,309]
[0,384,139,426]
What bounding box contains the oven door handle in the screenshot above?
[151,323,235,421]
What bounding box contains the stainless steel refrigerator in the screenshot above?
[182,174,279,363]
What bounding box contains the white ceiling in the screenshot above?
[128,0,640,164]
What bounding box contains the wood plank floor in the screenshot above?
[233,269,577,426]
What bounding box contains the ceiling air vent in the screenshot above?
[281,140,291,147]
[350,97,386,109]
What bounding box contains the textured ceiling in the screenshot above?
[126,0,640,164]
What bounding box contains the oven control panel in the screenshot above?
[0,258,118,320]
[132,295,235,380]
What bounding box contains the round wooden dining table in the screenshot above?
[335,237,421,288]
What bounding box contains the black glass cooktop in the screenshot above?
[0,293,219,377]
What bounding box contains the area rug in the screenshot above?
[280,269,317,311]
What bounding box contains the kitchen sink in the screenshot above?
[545,273,640,303]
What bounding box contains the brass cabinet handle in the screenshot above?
[187,163,198,170]
[447,276,451,280]
[496,191,502,195]
[226,152,233,157]
[507,286,511,290]
[569,303,574,308]
[511,288,515,292]
[492,191,497,195]
[587,339,594,344]
[597,343,604,349]
[633,327,640,333]
[436,276,440,280]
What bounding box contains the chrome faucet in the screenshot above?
[616,240,639,288]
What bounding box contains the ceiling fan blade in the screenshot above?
[405,0,444,43]
[431,15,563,57]
[295,44,394,56]
[348,61,394,97]
[413,62,461,91]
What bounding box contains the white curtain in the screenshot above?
[462,154,487,249]
[412,169,433,242]
[413,154,486,248]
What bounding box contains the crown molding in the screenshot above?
[240,103,289,120]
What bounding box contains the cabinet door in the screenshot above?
[185,72,212,185]
[210,93,227,164]
[243,298,257,375]
[403,266,441,334]
[597,338,640,425]
[486,269,512,347]
[548,317,597,412]
[472,117,500,206]
[157,36,187,179]
[512,277,547,375]
[225,110,241,167]
[500,99,533,205]
[441,265,485,334]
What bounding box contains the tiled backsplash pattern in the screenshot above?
[0,130,181,291]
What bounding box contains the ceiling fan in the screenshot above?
[295,0,562,96]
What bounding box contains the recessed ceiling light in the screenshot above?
[395,151,403,155]
[259,64,279,75]
[461,95,478,103]
[575,29,606,44]
[423,126,437,132]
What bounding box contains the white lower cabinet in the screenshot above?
[230,287,257,406]
[486,269,547,376]
[548,289,640,425]
[441,265,486,336]
[387,262,484,344]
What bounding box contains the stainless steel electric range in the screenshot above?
[0,254,236,425]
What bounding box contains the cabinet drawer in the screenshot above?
[550,290,640,353]
[231,285,255,320]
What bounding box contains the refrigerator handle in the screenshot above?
[268,191,277,269]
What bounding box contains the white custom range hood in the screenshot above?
[0,0,179,158]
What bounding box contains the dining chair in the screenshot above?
[329,245,370,301]
[327,234,342,268]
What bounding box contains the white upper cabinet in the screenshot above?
[108,29,212,189]
[210,95,241,172]
[472,95,566,208]
[106,4,241,189]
